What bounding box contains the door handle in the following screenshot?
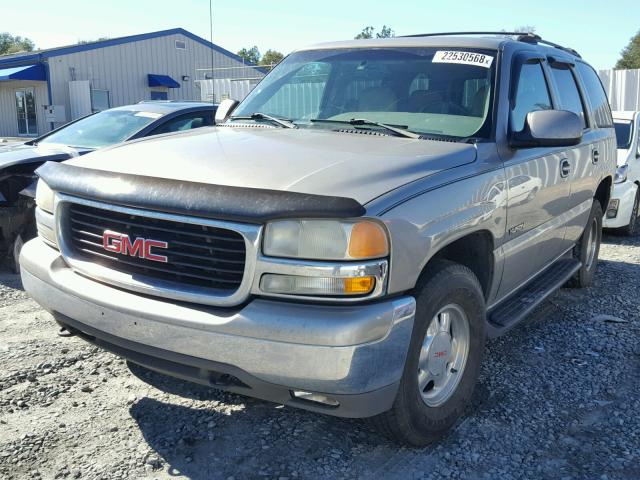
[560,158,571,178]
[592,149,600,164]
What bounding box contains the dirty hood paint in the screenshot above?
[64,127,477,204]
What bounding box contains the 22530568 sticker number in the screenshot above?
[433,51,494,68]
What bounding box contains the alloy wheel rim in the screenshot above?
[585,217,598,270]
[417,303,470,407]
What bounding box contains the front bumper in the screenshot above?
[604,181,638,229]
[20,238,416,418]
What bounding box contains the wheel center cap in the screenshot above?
[428,333,452,376]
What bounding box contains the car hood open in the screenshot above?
[64,127,478,205]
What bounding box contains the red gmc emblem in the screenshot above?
[102,230,168,263]
[434,351,448,358]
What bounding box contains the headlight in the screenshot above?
[263,219,389,260]
[614,165,628,184]
[35,180,54,213]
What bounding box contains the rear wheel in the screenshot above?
[568,200,602,288]
[369,261,486,446]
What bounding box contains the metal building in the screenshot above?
[0,28,264,138]
[599,68,640,111]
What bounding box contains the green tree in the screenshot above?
[237,46,260,65]
[355,25,395,39]
[77,37,110,45]
[355,26,375,39]
[0,33,35,55]
[377,25,395,38]
[616,29,640,69]
[260,49,284,69]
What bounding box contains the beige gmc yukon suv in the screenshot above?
[21,32,615,445]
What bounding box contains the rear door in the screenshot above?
[545,58,593,249]
[567,62,616,242]
[497,54,571,299]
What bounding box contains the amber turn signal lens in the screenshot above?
[343,276,375,294]
[348,221,389,259]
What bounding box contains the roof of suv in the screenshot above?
[296,34,580,60]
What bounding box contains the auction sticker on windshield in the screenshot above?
[433,51,494,68]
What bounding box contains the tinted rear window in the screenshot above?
[575,62,613,128]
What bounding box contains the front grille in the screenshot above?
[66,203,246,291]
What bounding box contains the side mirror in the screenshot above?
[510,110,582,148]
[215,98,239,124]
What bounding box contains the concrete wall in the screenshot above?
[0,80,48,138]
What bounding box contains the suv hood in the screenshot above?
[64,127,477,204]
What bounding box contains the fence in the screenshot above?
[194,64,269,103]
[598,68,640,111]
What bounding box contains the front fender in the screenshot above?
[375,167,507,297]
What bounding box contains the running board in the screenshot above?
[487,258,581,338]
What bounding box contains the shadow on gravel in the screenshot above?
[602,232,640,245]
[0,272,23,290]
[129,395,391,479]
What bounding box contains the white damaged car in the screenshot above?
[605,111,640,234]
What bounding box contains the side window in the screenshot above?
[575,62,614,128]
[511,62,553,133]
[549,65,586,128]
[148,111,213,136]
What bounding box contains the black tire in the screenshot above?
[9,234,24,274]
[620,187,640,236]
[567,200,603,288]
[8,218,37,274]
[368,260,486,446]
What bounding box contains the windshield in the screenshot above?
[233,47,496,139]
[39,109,162,149]
[614,120,633,149]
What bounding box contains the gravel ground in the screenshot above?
[0,234,639,480]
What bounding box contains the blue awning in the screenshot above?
[0,64,46,81]
[147,74,180,88]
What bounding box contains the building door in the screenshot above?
[15,88,38,136]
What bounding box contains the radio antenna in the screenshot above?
[209,0,215,105]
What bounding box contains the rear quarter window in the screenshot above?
[575,62,613,128]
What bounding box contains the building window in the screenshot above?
[175,40,186,50]
[91,89,110,112]
[150,91,168,101]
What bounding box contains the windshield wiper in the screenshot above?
[230,112,297,129]
[309,118,422,139]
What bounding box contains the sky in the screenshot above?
[0,0,637,70]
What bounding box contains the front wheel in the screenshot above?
[369,261,486,446]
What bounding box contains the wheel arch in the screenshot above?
[413,230,495,301]
[594,175,612,212]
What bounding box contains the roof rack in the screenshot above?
[401,32,581,58]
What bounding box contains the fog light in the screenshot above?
[260,274,375,296]
[291,390,340,407]
[607,199,620,219]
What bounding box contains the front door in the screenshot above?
[497,58,571,299]
[15,88,38,136]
